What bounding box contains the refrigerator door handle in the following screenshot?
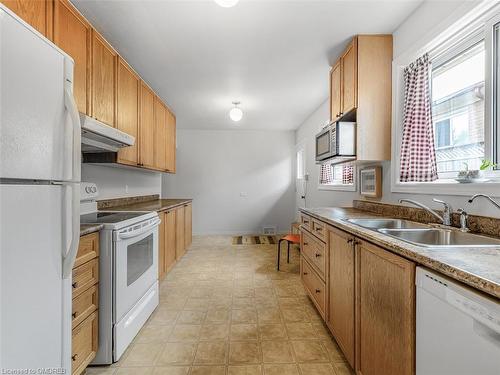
[62,182,80,278]
[64,84,81,183]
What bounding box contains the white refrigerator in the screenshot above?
[0,5,81,372]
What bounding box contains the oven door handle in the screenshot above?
[118,218,161,240]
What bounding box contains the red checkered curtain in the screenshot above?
[320,164,333,184]
[399,54,438,182]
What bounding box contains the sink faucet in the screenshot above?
[399,198,453,226]
[468,194,500,210]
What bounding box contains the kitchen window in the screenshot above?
[391,4,500,196]
[319,164,356,191]
[432,39,486,178]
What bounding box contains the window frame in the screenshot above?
[391,4,500,197]
[318,163,357,192]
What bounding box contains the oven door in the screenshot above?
[113,217,160,323]
[315,125,336,161]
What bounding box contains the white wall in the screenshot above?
[82,164,162,200]
[162,129,296,235]
[295,0,500,219]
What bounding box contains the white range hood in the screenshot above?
[80,114,134,152]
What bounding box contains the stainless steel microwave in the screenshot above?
[315,121,356,163]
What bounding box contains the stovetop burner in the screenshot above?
[80,211,150,225]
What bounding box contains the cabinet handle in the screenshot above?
[303,242,308,246]
[72,282,78,289]
[347,238,353,244]
[315,253,321,258]
[72,312,78,318]
[303,220,309,224]
[340,112,344,116]
[303,272,308,276]
[354,240,361,246]
[72,354,78,361]
[315,227,322,231]
[315,289,321,293]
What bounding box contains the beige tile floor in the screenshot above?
[87,235,354,375]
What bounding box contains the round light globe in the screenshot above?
[229,107,243,122]
[214,0,239,8]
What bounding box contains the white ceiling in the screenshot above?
[74,0,422,130]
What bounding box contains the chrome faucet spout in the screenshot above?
[468,194,500,210]
[398,198,452,225]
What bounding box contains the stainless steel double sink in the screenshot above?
[346,218,500,248]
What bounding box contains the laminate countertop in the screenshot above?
[80,224,104,237]
[300,207,500,299]
[101,199,192,213]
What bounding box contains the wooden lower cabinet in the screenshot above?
[356,239,415,375]
[300,257,326,318]
[165,209,177,273]
[184,202,192,249]
[175,205,186,260]
[157,204,192,281]
[328,227,356,368]
[72,233,100,375]
[71,311,98,375]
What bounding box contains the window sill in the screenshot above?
[391,179,500,197]
[318,184,357,192]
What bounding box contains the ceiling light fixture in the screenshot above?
[214,0,239,7]
[229,101,243,122]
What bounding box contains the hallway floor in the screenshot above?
[88,236,353,375]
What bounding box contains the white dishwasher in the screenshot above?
[416,267,500,375]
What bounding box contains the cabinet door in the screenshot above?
[154,97,168,170]
[1,0,52,39]
[158,211,166,280]
[91,30,116,127]
[139,82,155,168]
[184,203,192,249]
[328,228,355,368]
[330,60,342,121]
[165,109,176,173]
[165,209,176,273]
[175,205,185,260]
[53,0,90,115]
[116,58,139,165]
[341,38,358,115]
[356,240,415,375]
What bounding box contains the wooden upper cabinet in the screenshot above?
[330,61,342,121]
[1,0,53,39]
[91,30,116,127]
[166,109,176,173]
[356,239,415,375]
[116,57,139,166]
[53,0,90,115]
[154,97,168,171]
[139,82,155,168]
[328,228,355,369]
[341,38,358,115]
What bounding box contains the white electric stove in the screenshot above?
[80,182,160,364]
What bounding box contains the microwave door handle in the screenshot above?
[118,218,161,240]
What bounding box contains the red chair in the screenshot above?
[277,234,300,270]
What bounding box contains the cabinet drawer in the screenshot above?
[301,230,326,279]
[300,257,326,318]
[72,311,98,375]
[75,233,99,268]
[72,258,99,298]
[72,284,98,329]
[300,213,312,231]
[312,219,327,242]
